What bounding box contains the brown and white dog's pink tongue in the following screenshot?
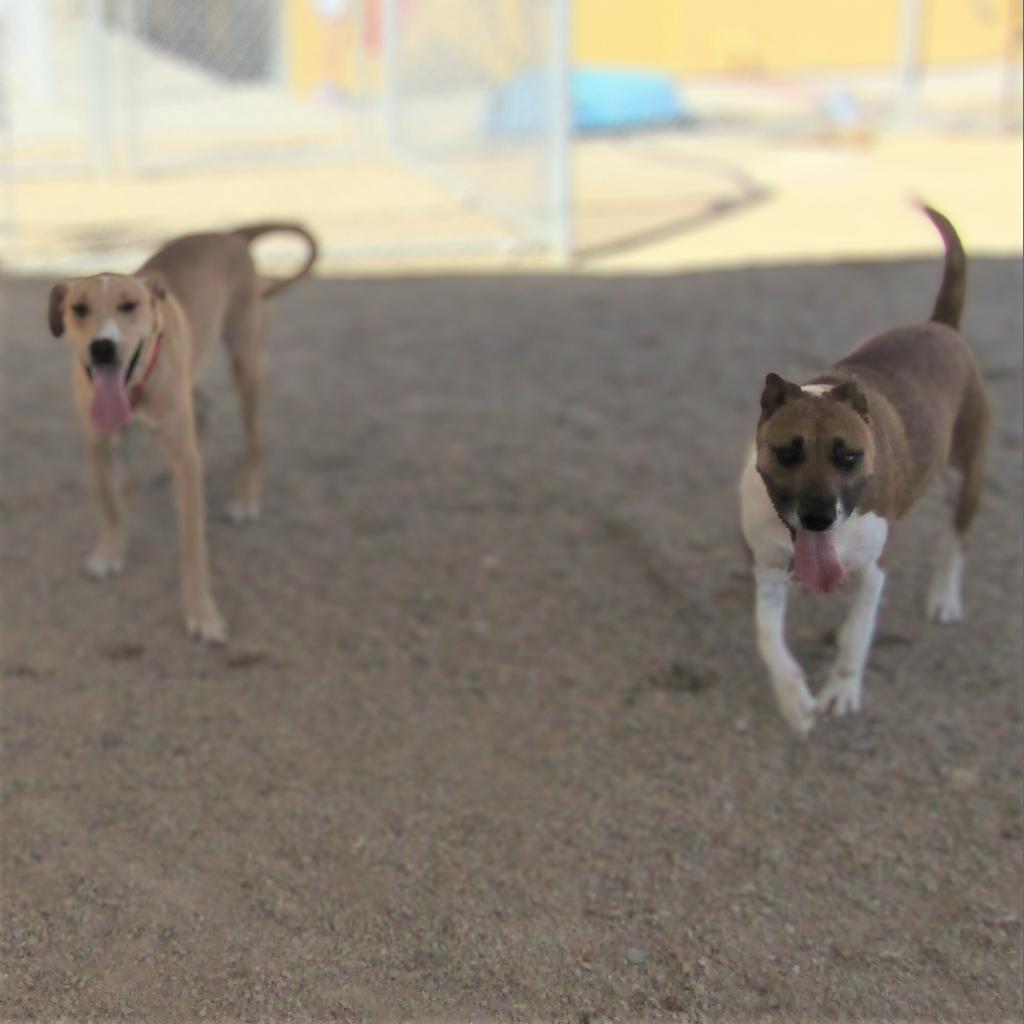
[793,528,844,594]
[90,367,133,434]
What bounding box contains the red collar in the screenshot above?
[129,332,162,409]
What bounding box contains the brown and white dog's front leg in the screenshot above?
[817,560,885,716]
[83,428,126,578]
[156,410,227,644]
[754,566,817,736]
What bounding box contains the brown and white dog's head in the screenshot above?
[48,272,166,433]
[755,373,875,593]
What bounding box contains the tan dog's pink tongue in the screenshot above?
[90,367,133,434]
[793,528,844,594]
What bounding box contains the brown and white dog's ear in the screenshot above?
[48,281,68,337]
[760,372,802,420]
[829,380,869,422]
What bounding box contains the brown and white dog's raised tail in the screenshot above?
[919,202,967,330]
[232,222,319,299]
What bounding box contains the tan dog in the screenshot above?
[47,223,317,643]
[740,205,989,735]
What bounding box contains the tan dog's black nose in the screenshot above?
[89,338,117,366]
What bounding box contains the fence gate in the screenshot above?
[113,0,372,171]
[0,0,573,265]
[1,0,111,177]
[382,0,571,259]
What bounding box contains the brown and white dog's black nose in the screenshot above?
[89,338,118,366]
[798,497,836,532]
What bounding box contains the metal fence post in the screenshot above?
[380,0,400,154]
[270,0,287,88]
[87,0,113,174]
[547,0,573,264]
[124,0,144,171]
[0,8,15,249]
[893,0,923,127]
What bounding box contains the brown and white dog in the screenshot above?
[740,205,989,735]
[47,223,317,643]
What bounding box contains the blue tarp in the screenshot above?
[486,68,691,136]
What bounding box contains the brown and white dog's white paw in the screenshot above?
[927,533,964,623]
[772,672,818,737]
[817,670,863,717]
[85,550,124,579]
[926,581,964,624]
[225,499,261,525]
[185,601,228,645]
[927,594,963,624]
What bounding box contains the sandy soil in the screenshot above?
[1,259,1021,1022]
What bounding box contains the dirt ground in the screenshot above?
[1,258,1021,1023]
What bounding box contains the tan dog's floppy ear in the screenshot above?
[760,372,801,420]
[48,281,68,337]
[830,380,869,422]
[140,271,167,302]
[138,272,168,335]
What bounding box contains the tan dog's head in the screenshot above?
[48,272,166,433]
[755,373,875,592]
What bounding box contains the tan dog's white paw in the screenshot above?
[186,603,228,645]
[225,499,261,525]
[817,670,863,717]
[85,551,124,579]
[773,672,817,737]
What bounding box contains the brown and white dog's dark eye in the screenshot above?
[832,439,862,471]
[773,438,805,469]
[117,300,138,314]
[71,302,90,318]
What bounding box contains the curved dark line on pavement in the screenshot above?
[575,184,771,265]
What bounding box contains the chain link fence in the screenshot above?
[0,0,571,264]
[1,0,108,175]
[384,0,570,259]
[113,0,371,171]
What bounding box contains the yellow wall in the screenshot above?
[284,0,1021,93]
[285,0,535,95]
[286,0,370,95]
[574,0,1020,75]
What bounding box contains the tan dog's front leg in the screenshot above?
[84,430,125,578]
[157,413,227,644]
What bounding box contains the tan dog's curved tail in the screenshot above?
[919,203,966,330]
[232,222,319,299]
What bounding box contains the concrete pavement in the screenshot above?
[3,128,1021,278]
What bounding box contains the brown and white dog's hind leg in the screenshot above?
[928,376,989,623]
[927,472,967,623]
[223,300,264,524]
[818,560,886,716]
[83,428,126,578]
[154,400,226,644]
